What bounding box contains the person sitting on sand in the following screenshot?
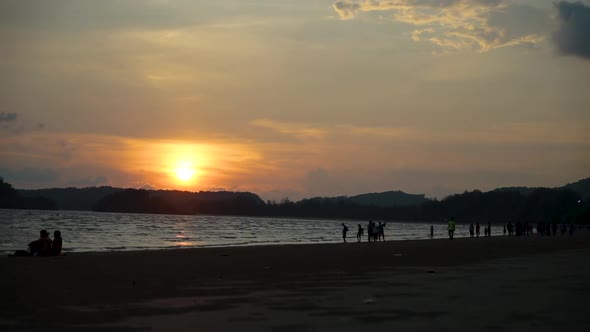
[28,230,52,256]
[357,224,364,242]
[448,217,456,240]
[52,230,63,256]
[342,223,348,243]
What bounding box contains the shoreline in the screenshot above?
[4,231,586,256]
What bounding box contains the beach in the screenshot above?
[2,234,590,331]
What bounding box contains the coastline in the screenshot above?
[2,235,590,331]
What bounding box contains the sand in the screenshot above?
[1,234,590,331]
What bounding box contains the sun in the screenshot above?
[175,166,195,182]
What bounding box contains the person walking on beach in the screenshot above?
[342,223,349,243]
[476,223,480,237]
[448,217,456,240]
[503,225,507,236]
[487,222,492,237]
[469,223,474,238]
[357,224,364,242]
[430,225,434,238]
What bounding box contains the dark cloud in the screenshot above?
[0,112,17,122]
[553,1,590,59]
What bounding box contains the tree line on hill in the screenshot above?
[0,178,57,210]
[2,177,589,224]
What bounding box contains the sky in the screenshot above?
[1,0,589,201]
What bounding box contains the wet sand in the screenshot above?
[1,234,590,331]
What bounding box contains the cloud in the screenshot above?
[553,1,590,59]
[249,119,327,140]
[303,168,344,197]
[0,112,17,122]
[332,0,545,51]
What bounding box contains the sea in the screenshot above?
[0,209,506,254]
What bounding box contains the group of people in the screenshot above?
[15,229,63,256]
[341,220,386,242]
[344,217,583,243]
[504,221,577,237]
[468,222,493,238]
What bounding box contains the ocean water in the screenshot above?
[0,209,505,254]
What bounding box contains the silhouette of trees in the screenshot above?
[0,178,57,210]
[3,176,589,224]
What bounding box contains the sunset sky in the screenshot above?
[1,0,589,200]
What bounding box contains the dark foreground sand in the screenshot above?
[2,234,590,331]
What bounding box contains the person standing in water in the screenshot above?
[469,223,475,238]
[342,223,349,243]
[448,217,456,240]
[357,224,364,242]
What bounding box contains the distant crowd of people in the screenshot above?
[341,217,585,243]
[341,220,387,242]
[14,229,63,256]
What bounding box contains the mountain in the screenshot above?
[562,178,590,200]
[1,178,57,210]
[18,186,122,211]
[492,177,590,200]
[348,191,428,207]
[94,188,266,215]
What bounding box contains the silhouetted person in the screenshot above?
[469,223,474,238]
[448,217,456,240]
[430,225,434,238]
[377,222,386,241]
[503,225,506,236]
[28,230,52,256]
[357,224,364,242]
[342,223,348,243]
[367,221,374,242]
[52,230,62,256]
[487,222,491,237]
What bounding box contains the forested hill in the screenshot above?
[562,178,590,201]
[94,189,265,215]
[5,177,590,223]
[492,178,590,200]
[18,186,122,211]
[347,191,428,207]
